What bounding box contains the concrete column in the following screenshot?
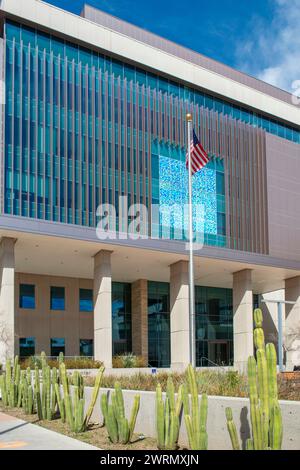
[93,250,112,367]
[285,276,300,371]
[170,260,190,370]
[131,279,148,362]
[0,237,16,364]
[233,269,253,372]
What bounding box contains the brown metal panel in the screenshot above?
[261,131,269,254]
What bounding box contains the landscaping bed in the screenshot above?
[84,370,300,401]
[0,403,157,450]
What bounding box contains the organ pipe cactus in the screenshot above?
[0,357,22,408]
[156,377,183,450]
[58,364,105,433]
[226,308,283,450]
[101,383,140,444]
[83,366,105,428]
[225,407,240,450]
[183,364,208,450]
[0,355,104,434]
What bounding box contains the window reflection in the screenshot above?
[148,281,170,368]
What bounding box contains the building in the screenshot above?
[0,0,299,370]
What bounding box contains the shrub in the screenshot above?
[20,356,103,370]
[112,353,147,368]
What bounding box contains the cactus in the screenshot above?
[83,366,105,428]
[57,364,106,433]
[54,383,65,423]
[0,374,7,406]
[58,351,64,364]
[226,308,283,450]
[182,364,208,450]
[225,407,240,450]
[101,383,140,444]
[0,357,26,409]
[155,377,183,450]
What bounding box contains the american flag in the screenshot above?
[186,129,209,175]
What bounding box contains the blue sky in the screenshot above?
[45,0,300,92]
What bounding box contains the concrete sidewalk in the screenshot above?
[0,412,99,450]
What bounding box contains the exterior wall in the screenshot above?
[233,269,253,371]
[260,289,285,345]
[2,19,273,256]
[15,272,93,356]
[93,250,112,367]
[170,260,190,370]
[285,276,300,370]
[131,279,148,361]
[0,237,15,363]
[2,0,300,127]
[266,134,300,262]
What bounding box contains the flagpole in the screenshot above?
[186,113,196,368]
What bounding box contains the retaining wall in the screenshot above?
[83,387,300,450]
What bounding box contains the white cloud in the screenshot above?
[236,0,300,92]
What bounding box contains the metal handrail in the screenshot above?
[199,357,228,370]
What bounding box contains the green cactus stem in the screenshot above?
[225,407,240,450]
[101,384,140,444]
[183,365,208,450]
[83,366,105,429]
[225,308,283,451]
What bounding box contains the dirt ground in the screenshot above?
[0,404,158,450]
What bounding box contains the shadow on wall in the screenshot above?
[239,407,251,449]
[261,303,278,349]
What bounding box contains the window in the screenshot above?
[217,212,226,236]
[50,286,65,310]
[80,339,93,357]
[112,282,132,355]
[19,284,35,309]
[195,286,233,366]
[148,281,170,368]
[51,338,65,356]
[79,288,93,312]
[216,171,225,195]
[19,337,35,357]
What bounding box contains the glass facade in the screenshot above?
[19,283,35,309]
[148,281,170,367]
[79,288,93,312]
[50,286,65,310]
[80,339,93,356]
[4,20,300,249]
[112,282,132,355]
[19,337,35,357]
[51,337,65,356]
[195,286,233,366]
[153,144,226,246]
